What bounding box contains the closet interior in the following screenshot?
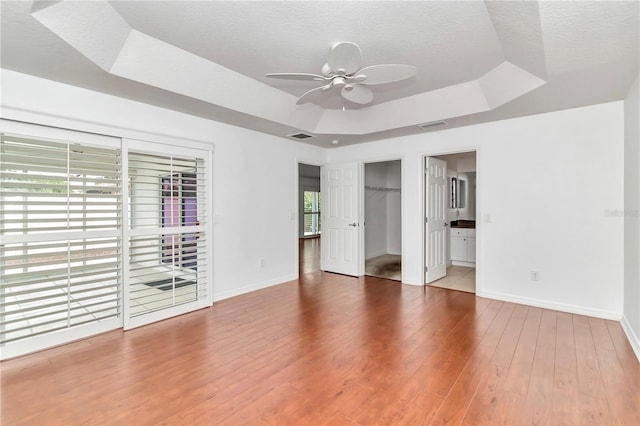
[364,160,401,281]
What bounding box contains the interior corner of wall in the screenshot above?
[621,313,640,363]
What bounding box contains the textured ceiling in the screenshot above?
[1,1,638,148]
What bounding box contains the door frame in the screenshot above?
[362,158,403,279]
[421,147,480,293]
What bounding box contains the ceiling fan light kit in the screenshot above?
[266,41,417,106]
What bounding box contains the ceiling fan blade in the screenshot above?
[357,64,417,85]
[341,84,374,105]
[266,73,328,82]
[296,84,333,105]
[327,41,362,75]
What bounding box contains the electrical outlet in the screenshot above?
[531,271,540,282]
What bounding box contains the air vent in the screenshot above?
[418,120,448,130]
[288,132,315,140]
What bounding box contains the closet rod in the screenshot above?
[364,185,401,192]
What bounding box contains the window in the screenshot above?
[303,191,321,236]
[1,134,122,352]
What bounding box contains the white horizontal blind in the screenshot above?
[0,134,121,348]
[127,151,207,321]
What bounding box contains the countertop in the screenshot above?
[451,220,475,229]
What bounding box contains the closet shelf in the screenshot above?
[365,185,401,192]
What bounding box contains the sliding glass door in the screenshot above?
[0,132,122,358]
[0,127,213,359]
[124,140,211,329]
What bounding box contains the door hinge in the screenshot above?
[425,266,428,272]
[425,217,428,223]
[424,167,429,174]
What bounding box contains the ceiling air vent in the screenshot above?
[418,120,448,130]
[288,132,315,140]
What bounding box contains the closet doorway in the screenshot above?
[364,160,401,281]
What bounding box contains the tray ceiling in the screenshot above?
[1,1,638,147]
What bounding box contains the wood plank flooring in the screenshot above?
[1,239,639,425]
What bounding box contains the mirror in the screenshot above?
[450,175,472,211]
[450,177,457,208]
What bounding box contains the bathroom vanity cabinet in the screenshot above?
[450,228,476,266]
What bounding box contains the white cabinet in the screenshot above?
[467,237,476,262]
[451,235,467,261]
[450,228,476,265]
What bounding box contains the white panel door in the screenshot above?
[321,162,360,276]
[425,157,447,283]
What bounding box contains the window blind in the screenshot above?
[0,134,121,346]
[303,191,321,236]
[127,151,207,318]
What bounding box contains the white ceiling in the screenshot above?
[1,1,638,148]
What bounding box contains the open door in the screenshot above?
[425,157,447,283]
[321,162,361,276]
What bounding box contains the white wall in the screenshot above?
[1,70,327,302]
[386,161,402,255]
[457,156,476,173]
[330,101,625,320]
[623,73,640,360]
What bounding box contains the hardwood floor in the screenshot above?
[2,239,639,425]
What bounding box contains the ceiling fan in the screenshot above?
[266,41,417,106]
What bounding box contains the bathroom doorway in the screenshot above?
[428,151,477,293]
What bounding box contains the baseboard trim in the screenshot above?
[620,314,640,363]
[451,261,476,267]
[476,289,621,321]
[213,274,298,302]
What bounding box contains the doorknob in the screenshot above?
[348,223,358,227]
